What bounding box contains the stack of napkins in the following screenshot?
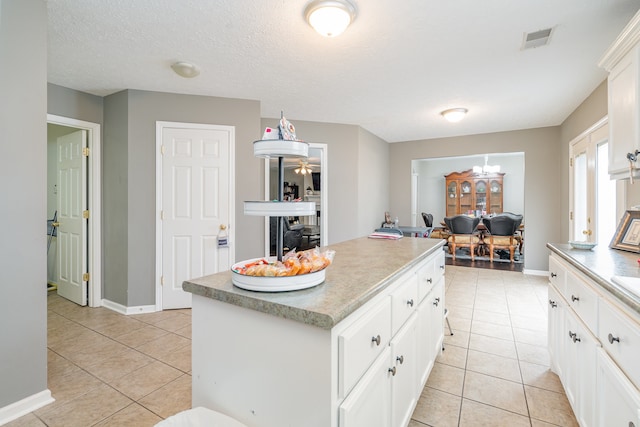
[368,231,403,240]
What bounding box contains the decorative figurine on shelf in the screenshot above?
[306,186,313,195]
[279,115,297,141]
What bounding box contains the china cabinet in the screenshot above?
[444,170,504,217]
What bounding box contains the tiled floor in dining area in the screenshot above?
[9,265,577,426]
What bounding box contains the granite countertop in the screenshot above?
[183,237,445,330]
[547,243,640,316]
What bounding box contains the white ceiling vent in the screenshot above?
[522,27,553,50]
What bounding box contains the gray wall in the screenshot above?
[0,0,48,408]
[47,83,103,125]
[390,127,562,272]
[358,127,390,236]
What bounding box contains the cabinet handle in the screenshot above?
[407,299,414,307]
[572,334,581,343]
[608,333,620,344]
[371,335,381,346]
[548,299,557,308]
[571,295,579,302]
[388,366,397,376]
[433,297,440,307]
[440,265,445,270]
[426,277,433,284]
[568,331,576,340]
[550,272,557,278]
[396,355,404,364]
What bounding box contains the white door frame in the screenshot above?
[155,121,236,310]
[47,114,102,307]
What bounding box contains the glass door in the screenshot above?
[459,180,473,214]
[570,122,615,244]
[474,180,487,215]
[446,181,458,216]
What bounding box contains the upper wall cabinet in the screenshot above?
[599,10,640,180]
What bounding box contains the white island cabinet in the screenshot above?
[547,245,640,427]
[184,237,445,427]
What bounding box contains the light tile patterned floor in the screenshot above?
[409,265,578,427]
[8,265,577,426]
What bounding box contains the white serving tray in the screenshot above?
[244,201,315,216]
[253,139,309,158]
[231,258,326,292]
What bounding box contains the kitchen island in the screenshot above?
[183,236,446,427]
[546,243,640,427]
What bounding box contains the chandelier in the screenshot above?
[473,155,500,174]
[295,161,313,175]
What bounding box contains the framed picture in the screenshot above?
[610,210,640,252]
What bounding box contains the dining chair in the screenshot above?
[482,213,523,262]
[444,215,481,260]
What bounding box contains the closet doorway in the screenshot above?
[47,115,102,307]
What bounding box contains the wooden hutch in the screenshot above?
[445,170,504,216]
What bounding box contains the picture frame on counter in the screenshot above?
[610,210,640,253]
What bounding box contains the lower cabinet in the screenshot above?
[390,314,418,427]
[548,253,640,427]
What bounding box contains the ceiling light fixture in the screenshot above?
[171,61,200,78]
[441,108,468,123]
[304,0,356,37]
[473,155,500,174]
[295,161,313,175]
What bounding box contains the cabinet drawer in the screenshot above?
[565,270,598,333]
[390,272,418,335]
[416,252,444,303]
[548,255,567,295]
[339,298,392,398]
[598,299,640,390]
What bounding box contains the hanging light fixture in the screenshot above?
[295,161,313,175]
[440,108,468,123]
[473,155,500,174]
[304,0,357,37]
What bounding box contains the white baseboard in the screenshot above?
[0,389,54,426]
[522,268,548,276]
[102,299,157,315]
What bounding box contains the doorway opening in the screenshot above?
[47,115,102,307]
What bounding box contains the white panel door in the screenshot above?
[57,130,88,306]
[161,126,232,309]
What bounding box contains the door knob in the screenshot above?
[219,224,227,230]
[51,222,60,227]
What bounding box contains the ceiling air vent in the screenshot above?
[521,27,553,50]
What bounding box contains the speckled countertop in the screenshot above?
[183,237,445,330]
[547,243,640,316]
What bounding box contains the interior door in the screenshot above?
[161,125,233,309]
[56,130,88,305]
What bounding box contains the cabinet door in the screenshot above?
[459,180,473,214]
[547,284,565,377]
[474,179,487,213]
[596,347,640,427]
[488,179,503,213]
[446,181,459,217]
[428,279,445,360]
[564,308,598,427]
[390,314,417,427]
[608,47,640,176]
[339,347,392,427]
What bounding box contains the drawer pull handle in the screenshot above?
[568,331,576,340]
[407,299,414,307]
[608,333,620,344]
[388,366,397,376]
[433,297,440,307]
[551,272,557,278]
[426,278,433,284]
[440,265,445,270]
[572,334,581,343]
[396,355,404,364]
[571,295,579,302]
[372,335,381,346]
[548,299,557,308]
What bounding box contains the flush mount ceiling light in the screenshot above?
[441,108,468,123]
[171,61,200,78]
[304,0,356,37]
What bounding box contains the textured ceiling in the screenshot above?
[47,0,640,142]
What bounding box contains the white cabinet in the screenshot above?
[390,314,417,427]
[548,252,640,427]
[599,11,640,179]
[416,262,445,389]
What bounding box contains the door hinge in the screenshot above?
[83,147,90,157]
[160,145,165,155]
[570,211,573,220]
[160,276,164,286]
[82,210,90,219]
[160,210,164,220]
[83,272,90,282]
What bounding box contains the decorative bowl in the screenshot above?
[568,241,597,250]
